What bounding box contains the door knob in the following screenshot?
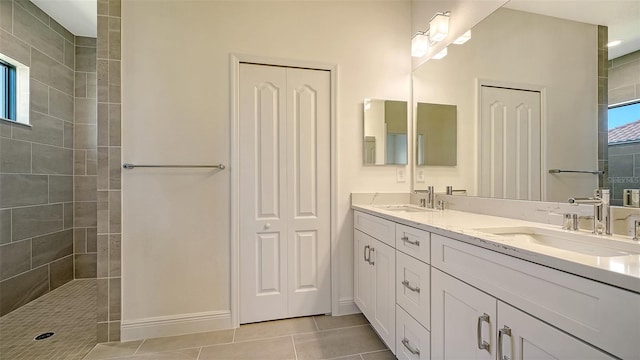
[264,223,271,229]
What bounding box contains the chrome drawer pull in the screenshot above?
[364,245,370,263]
[401,280,421,293]
[401,338,420,355]
[401,235,420,246]
[498,325,512,360]
[369,248,375,265]
[476,313,490,352]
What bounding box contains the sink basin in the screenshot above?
[474,226,640,257]
[374,204,435,213]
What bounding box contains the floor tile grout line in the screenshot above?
[232,327,236,343]
[132,339,145,355]
[196,346,203,360]
[312,316,319,331]
[232,324,369,345]
[291,335,299,360]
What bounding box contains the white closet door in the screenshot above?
[239,63,330,323]
[285,67,331,317]
[480,86,541,200]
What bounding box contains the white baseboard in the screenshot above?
[338,298,360,315]
[120,310,233,341]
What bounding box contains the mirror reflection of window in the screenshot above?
[363,99,408,165]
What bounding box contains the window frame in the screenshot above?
[0,53,30,126]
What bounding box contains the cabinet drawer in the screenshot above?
[431,233,640,360]
[354,211,395,247]
[396,305,431,360]
[396,251,430,329]
[396,224,430,263]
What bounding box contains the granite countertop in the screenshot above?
[352,204,640,294]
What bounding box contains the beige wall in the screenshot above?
[413,8,599,201]
[121,0,412,338]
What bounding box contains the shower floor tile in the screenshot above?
[0,279,97,360]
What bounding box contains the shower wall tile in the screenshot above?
[76,98,98,124]
[63,121,74,148]
[31,79,49,113]
[32,143,73,175]
[15,0,49,25]
[13,3,64,63]
[75,176,97,202]
[75,124,97,149]
[12,204,63,241]
[109,234,121,277]
[49,88,74,121]
[32,229,73,267]
[75,253,97,278]
[31,48,74,95]
[75,228,87,253]
[108,277,121,321]
[50,18,74,43]
[0,239,31,280]
[97,0,121,341]
[0,0,12,31]
[97,278,108,321]
[49,175,74,203]
[0,174,49,208]
[0,27,30,66]
[76,45,97,72]
[12,112,64,147]
[0,209,11,244]
[75,150,87,174]
[0,265,49,316]
[0,138,31,173]
[49,254,73,290]
[63,39,75,69]
[75,202,97,227]
[63,202,73,230]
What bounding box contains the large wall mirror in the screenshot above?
[416,102,457,166]
[413,0,640,204]
[363,99,408,165]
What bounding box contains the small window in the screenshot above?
[0,59,17,121]
[0,53,29,125]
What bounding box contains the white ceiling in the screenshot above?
[31,0,96,38]
[28,0,639,59]
[505,0,640,59]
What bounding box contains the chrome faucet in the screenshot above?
[568,189,611,235]
[414,186,434,209]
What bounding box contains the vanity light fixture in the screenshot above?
[432,47,448,60]
[429,12,450,43]
[607,40,622,47]
[453,30,471,45]
[412,31,430,57]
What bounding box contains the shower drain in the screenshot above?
[34,332,54,341]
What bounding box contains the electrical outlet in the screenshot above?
[397,167,406,182]
[416,169,425,182]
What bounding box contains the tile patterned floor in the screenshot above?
[0,279,97,360]
[83,314,394,360]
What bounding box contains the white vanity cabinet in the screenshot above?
[354,212,396,353]
[431,269,614,360]
[431,233,637,360]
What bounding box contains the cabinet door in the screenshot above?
[497,301,615,360]
[371,238,396,353]
[432,269,495,360]
[354,230,373,318]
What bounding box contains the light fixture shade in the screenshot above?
[432,47,448,60]
[429,13,449,42]
[453,30,471,45]
[412,33,429,57]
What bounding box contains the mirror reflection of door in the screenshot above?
[479,85,542,200]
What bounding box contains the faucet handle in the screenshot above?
[562,213,578,231]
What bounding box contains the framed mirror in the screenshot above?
[363,99,408,165]
[416,102,457,166]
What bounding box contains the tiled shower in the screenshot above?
[0,0,97,316]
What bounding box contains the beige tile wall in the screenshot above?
[96,0,122,343]
[598,25,609,188]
